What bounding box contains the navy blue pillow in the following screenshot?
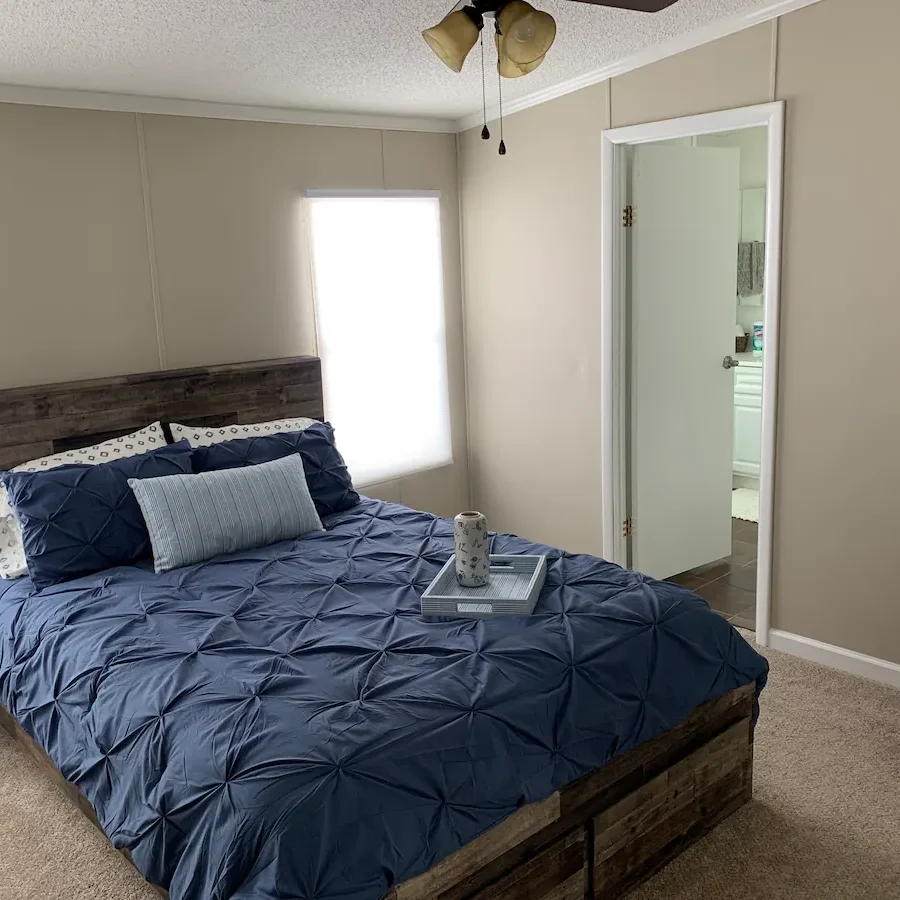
[191,422,359,517]
[2,441,193,589]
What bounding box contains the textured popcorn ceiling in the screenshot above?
[0,0,769,120]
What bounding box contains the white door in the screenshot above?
[629,144,741,580]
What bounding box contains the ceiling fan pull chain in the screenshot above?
[496,30,507,156]
[480,30,490,140]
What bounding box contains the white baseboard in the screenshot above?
[768,629,900,690]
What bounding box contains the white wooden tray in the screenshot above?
[421,554,548,619]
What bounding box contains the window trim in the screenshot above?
[304,189,442,200]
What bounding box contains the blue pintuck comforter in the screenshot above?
[0,499,768,900]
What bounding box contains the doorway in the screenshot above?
[600,103,784,648]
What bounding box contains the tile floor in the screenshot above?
[667,518,757,630]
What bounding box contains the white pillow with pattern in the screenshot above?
[0,517,26,581]
[0,422,167,579]
[169,417,318,448]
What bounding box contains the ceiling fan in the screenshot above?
[424,0,680,79]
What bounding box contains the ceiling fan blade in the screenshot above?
[563,0,680,11]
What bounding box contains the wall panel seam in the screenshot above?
[454,132,474,509]
[769,17,780,101]
[135,113,167,370]
[606,78,613,131]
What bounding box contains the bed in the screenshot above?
[0,357,768,900]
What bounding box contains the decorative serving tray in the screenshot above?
[421,554,548,619]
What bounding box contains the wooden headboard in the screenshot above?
[0,356,324,470]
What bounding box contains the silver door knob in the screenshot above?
[723,356,740,369]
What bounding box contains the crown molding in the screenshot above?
[455,0,823,132]
[0,84,458,134]
[0,0,822,135]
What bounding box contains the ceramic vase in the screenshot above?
[454,511,489,588]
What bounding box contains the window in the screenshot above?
[307,192,452,487]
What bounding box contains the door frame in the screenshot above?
[600,102,785,647]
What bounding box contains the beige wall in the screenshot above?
[0,105,468,517]
[0,106,161,384]
[460,0,900,664]
[460,84,608,555]
[774,0,899,662]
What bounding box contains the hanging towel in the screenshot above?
[737,242,766,298]
[751,241,766,295]
[737,242,753,297]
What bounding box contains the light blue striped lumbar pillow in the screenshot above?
[128,454,323,573]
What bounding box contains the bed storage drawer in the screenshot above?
[469,830,586,900]
[592,717,753,898]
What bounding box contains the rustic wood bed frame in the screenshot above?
[0,356,325,469]
[0,358,758,900]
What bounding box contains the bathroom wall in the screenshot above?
[698,128,768,335]
[699,127,767,189]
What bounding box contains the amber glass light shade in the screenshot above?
[496,32,546,78]
[423,9,482,73]
[497,1,556,66]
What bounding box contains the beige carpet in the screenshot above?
[1,634,899,900]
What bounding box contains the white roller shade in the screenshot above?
[307,193,452,487]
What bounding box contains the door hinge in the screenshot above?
[622,205,634,228]
[622,517,633,538]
